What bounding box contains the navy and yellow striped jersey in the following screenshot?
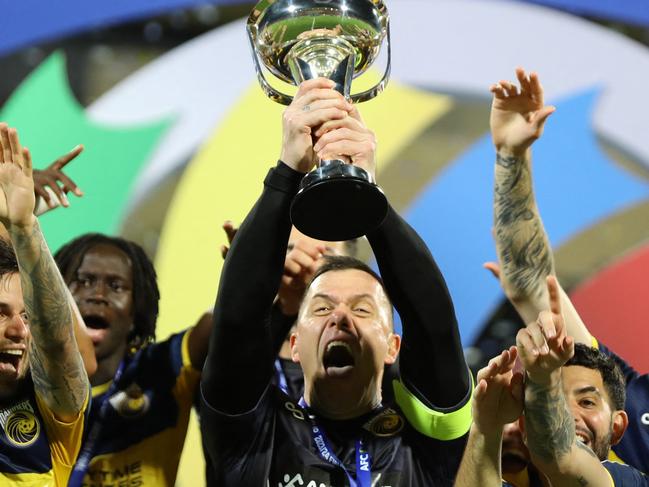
[79,329,200,487]
[604,461,649,485]
[595,340,649,475]
[0,380,89,486]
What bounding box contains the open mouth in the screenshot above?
[323,341,355,377]
[0,349,24,371]
[575,429,592,447]
[84,315,110,330]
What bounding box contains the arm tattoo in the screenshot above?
[524,378,575,464]
[10,221,88,416]
[494,153,554,300]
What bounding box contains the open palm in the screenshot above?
[490,68,555,156]
[0,124,36,228]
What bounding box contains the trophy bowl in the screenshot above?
[248,0,390,105]
[248,0,391,241]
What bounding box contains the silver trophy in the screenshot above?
[248,0,391,241]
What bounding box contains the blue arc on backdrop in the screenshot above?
[402,89,649,344]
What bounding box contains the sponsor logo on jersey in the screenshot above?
[0,400,40,447]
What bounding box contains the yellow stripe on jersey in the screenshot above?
[392,377,472,440]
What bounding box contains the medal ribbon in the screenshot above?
[298,397,373,487]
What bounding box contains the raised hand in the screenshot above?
[313,113,377,180]
[516,275,575,386]
[277,239,328,316]
[33,144,84,213]
[473,346,524,434]
[0,123,36,228]
[490,68,556,157]
[280,78,353,173]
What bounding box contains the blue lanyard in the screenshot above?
[274,359,289,394]
[68,360,126,487]
[298,398,373,487]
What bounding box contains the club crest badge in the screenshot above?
[0,401,41,447]
[363,408,404,437]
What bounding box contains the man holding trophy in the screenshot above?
[199,3,472,486]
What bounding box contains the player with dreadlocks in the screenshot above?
[55,233,212,487]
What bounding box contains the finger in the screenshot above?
[531,105,555,128]
[482,261,501,279]
[52,144,83,170]
[561,335,575,360]
[516,328,540,359]
[294,78,336,99]
[21,147,33,178]
[546,275,563,319]
[295,88,348,109]
[220,245,229,260]
[317,139,374,162]
[287,250,319,276]
[530,315,551,354]
[41,175,68,206]
[474,378,488,400]
[315,115,367,137]
[536,309,558,341]
[8,128,23,166]
[52,171,81,197]
[476,359,499,383]
[34,185,52,206]
[516,67,531,94]
[510,372,524,402]
[499,80,518,97]
[529,72,544,103]
[222,220,238,244]
[290,240,323,261]
[490,83,507,99]
[314,128,369,152]
[0,124,12,163]
[300,107,349,130]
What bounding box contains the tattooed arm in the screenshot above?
[0,124,88,422]
[489,68,591,345]
[518,277,610,486]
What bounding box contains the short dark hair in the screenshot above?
[54,234,160,348]
[566,343,626,411]
[0,239,18,278]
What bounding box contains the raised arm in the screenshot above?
[455,347,523,487]
[0,124,88,422]
[201,78,352,413]
[490,68,591,345]
[518,276,611,486]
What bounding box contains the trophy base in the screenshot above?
[290,161,388,241]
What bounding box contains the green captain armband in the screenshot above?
[393,376,473,440]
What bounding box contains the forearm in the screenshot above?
[493,152,592,344]
[9,219,88,419]
[525,373,603,484]
[454,424,503,487]
[493,150,554,314]
[202,162,302,412]
[367,206,469,408]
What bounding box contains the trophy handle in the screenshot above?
[350,20,392,104]
[247,30,294,106]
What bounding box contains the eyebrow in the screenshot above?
[574,386,601,396]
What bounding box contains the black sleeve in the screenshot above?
[367,206,470,409]
[201,161,303,414]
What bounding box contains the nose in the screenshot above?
[5,314,28,341]
[85,280,109,305]
[327,307,353,330]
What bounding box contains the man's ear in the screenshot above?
[610,410,629,446]
[289,332,300,363]
[384,333,401,365]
